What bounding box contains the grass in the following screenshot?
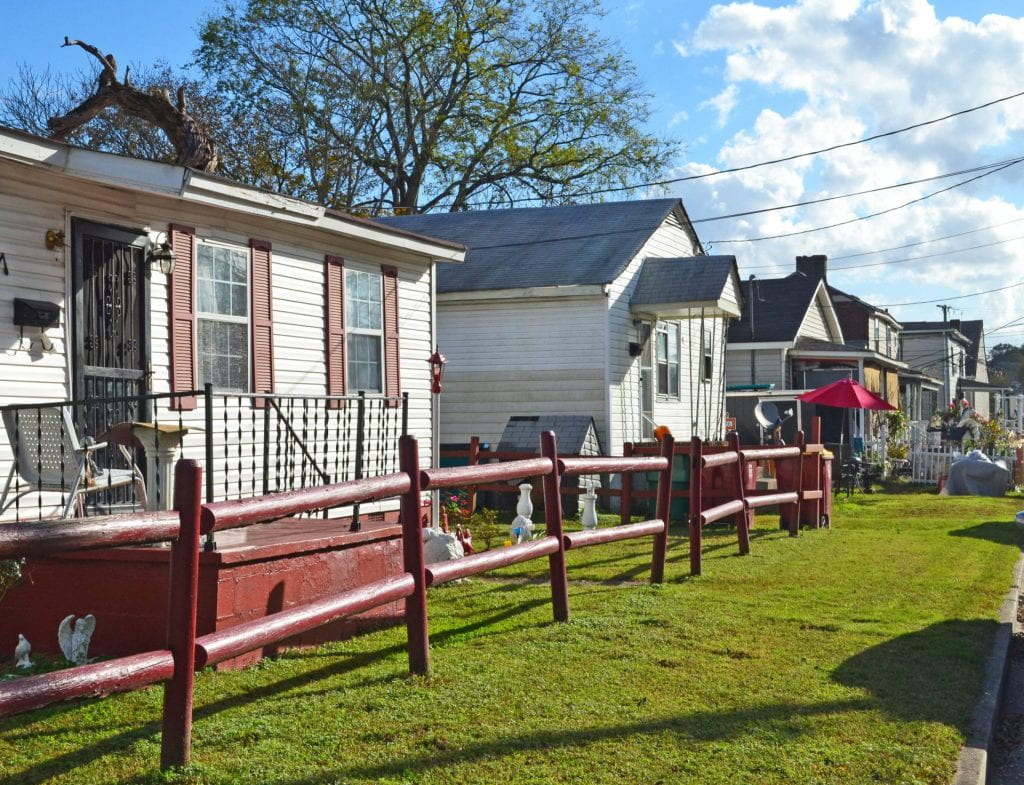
[0,488,1021,785]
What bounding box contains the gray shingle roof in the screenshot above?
[496,415,603,455]
[727,273,822,343]
[631,256,738,306]
[376,198,685,293]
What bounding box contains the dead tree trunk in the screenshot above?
[47,38,218,172]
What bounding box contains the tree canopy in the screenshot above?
[195,0,675,212]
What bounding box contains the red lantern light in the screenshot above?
[428,347,447,394]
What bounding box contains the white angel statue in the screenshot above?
[58,614,96,665]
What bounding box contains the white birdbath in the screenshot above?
[131,422,195,510]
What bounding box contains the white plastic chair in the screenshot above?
[0,407,147,519]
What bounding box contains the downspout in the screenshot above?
[603,283,613,451]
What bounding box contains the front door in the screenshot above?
[71,220,150,508]
[72,220,150,405]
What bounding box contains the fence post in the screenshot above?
[351,392,366,533]
[161,460,203,770]
[202,383,216,552]
[727,432,751,555]
[621,442,634,526]
[399,435,430,675]
[689,436,703,577]
[791,431,805,537]
[468,436,480,514]
[262,401,272,496]
[651,434,674,583]
[540,431,570,621]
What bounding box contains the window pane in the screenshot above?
[667,324,679,363]
[657,364,668,395]
[231,283,248,317]
[198,319,248,392]
[669,366,679,396]
[347,333,382,392]
[230,250,247,282]
[198,279,215,313]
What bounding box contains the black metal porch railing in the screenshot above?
[0,387,409,533]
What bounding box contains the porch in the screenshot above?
[0,385,408,533]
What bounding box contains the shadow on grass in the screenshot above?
[832,618,998,730]
[948,520,1022,547]
[0,591,564,785]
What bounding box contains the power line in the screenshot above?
[691,156,1024,225]
[707,159,1022,244]
[430,88,1024,210]
[742,232,1024,273]
[877,280,1024,307]
[828,215,1024,261]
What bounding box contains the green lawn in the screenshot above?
[1,489,1021,785]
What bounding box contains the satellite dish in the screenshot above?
[754,401,795,430]
[754,401,778,429]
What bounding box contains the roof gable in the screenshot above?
[377,198,694,292]
[630,255,743,317]
[728,272,825,343]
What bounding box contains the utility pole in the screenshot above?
[937,304,952,402]
[937,303,952,323]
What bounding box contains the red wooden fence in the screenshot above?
[0,426,828,774]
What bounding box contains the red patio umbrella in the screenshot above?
[797,377,896,411]
[797,378,895,458]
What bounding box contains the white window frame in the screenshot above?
[701,324,714,383]
[196,239,250,392]
[655,320,680,399]
[345,267,385,394]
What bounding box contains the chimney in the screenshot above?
[795,254,827,281]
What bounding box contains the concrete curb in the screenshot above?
[952,551,1024,785]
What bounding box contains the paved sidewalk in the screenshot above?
[990,624,1024,784]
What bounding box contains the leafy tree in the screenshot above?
[989,342,1024,386]
[196,0,675,212]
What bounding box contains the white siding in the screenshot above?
[798,295,832,341]
[0,158,437,519]
[724,348,785,388]
[437,295,607,446]
[650,314,730,441]
[606,210,701,450]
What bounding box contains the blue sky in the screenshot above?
[2,1,1024,342]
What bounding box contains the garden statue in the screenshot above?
[422,526,465,564]
[581,481,599,530]
[511,483,535,543]
[14,633,31,668]
[58,614,96,665]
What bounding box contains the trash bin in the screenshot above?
[821,451,833,527]
[645,454,690,523]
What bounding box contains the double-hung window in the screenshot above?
[656,321,680,397]
[196,242,249,391]
[346,269,384,393]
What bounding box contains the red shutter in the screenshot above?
[168,224,197,410]
[381,265,401,406]
[325,255,346,408]
[250,239,275,408]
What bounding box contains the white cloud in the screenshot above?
[665,0,1024,330]
[701,85,739,127]
[653,40,665,56]
[672,39,688,58]
[669,109,689,127]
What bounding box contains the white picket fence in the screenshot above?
[907,424,1016,485]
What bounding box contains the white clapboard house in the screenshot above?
[0,125,464,522]
[379,199,743,453]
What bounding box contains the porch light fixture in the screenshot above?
[427,347,447,394]
[147,235,176,275]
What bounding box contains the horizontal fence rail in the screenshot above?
[0,424,830,776]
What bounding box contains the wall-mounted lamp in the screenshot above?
[44,229,66,251]
[147,233,176,275]
[427,347,447,394]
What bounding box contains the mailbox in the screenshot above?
[13,298,60,328]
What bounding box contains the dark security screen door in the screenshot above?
[72,220,150,405]
[71,220,150,511]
